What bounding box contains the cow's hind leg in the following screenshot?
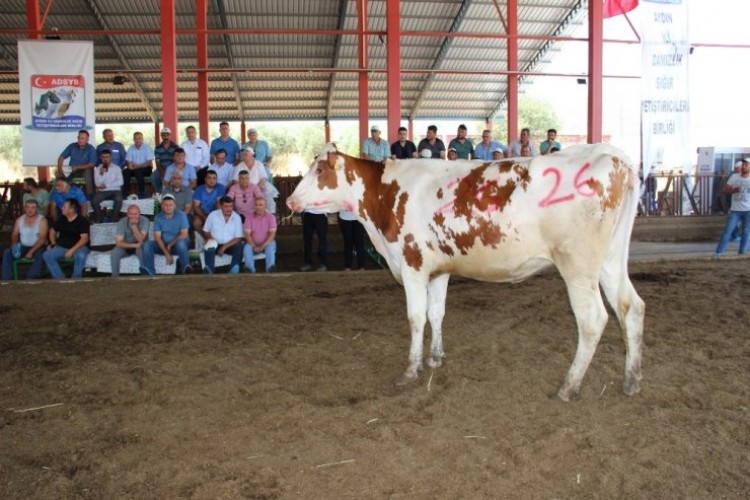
[395,277,429,385]
[425,274,450,368]
[600,261,645,396]
[556,272,609,401]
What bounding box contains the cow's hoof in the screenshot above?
[552,388,579,402]
[395,373,418,386]
[622,379,641,396]
[424,356,442,369]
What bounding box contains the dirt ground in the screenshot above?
[1,258,748,499]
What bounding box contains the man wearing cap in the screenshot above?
[492,148,504,161]
[202,195,244,274]
[448,124,474,160]
[182,125,210,185]
[141,193,191,275]
[96,128,126,172]
[390,126,418,159]
[474,129,507,161]
[56,129,97,194]
[417,125,446,160]
[124,131,155,199]
[447,148,458,161]
[242,128,273,169]
[362,125,390,162]
[162,169,194,214]
[715,158,750,256]
[210,122,241,166]
[153,127,178,193]
[49,177,88,222]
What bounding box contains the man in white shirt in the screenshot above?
[91,149,124,222]
[202,195,244,274]
[181,125,210,184]
[208,148,234,187]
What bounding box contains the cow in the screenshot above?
[287,143,645,401]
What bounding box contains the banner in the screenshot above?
[640,0,690,179]
[18,40,95,167]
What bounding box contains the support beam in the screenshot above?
[324,0,350,122]
[325,120,331,143]
[409,0,473,119]
[26,0,48,182]
[386,0,401,143]
[357,0,369,151]
[587,0,603,143]
[161,0,179,141]
[408,118,413,141]
[214,0,246,124]
[507,0,518,144]
[196,0,209,141]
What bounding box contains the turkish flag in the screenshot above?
[603,0,638,18]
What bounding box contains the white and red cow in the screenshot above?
[287,143,645,401]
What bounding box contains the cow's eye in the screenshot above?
[315,167,322,174]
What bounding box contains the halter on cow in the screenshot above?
[287,143,645,401]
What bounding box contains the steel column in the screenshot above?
[26,0,48,182]
[155,122,160,144]
[587,0,603,143]
[357,0,369,151]
[325,120,331,143]
[240,121,246,143]
[386,0,401,143]
[507,0,518,144]
[197,0,209,141]
[408,118,413,141]
[161,0,179,141]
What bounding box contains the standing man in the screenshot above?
[153,127,178,193]
[22,177,50,216]
[242,127,273,172]
[110,205,149,277]
[362,125,390,161]
[42,198,90,279]
[202,196,244,275]
[474,129,507,160]
[715,158,750,256]
[540,128,562,155]
[48,177,88,223]
[96,128,126,171]
[210,122,241,165]
[507,128,538,157]
[300,207,328,272]
[56,129,97,194]
[182,125,210,185]
[448,124,474,159]
[208,148,234,187]
[243,197,277,273]
[2,199,48,280]
[192,170,226,240]
[124,131,155,199]
[91,150,124,222]
[417,125,446,160]
[141,194,191,275]
[390,126,418,159]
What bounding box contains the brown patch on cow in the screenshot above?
[433,212,445,227]
[437,187,443,200]
[452,165,518,219]
[402,233,423,271]
[316,159,338,191]
[343,154,406,243]
[513,164,531,191]
[598,158,629,211]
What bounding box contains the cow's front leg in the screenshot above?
[425,274,450,368]
[395,277,429,385]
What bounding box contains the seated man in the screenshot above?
[48,177,88,223]
[110,204,150,277]
[141,194,191,275]
[42,198,90,279]
[2,199,48,280]
[162,169,194,214]
[243,197,277,273]
[192,170,226,239]
[227,170,263,222]
[124,131,155,199]
[22,177,50,216]
[91,149,124,222]
[203,195,244,274]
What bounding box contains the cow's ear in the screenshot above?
[327,152,340,170]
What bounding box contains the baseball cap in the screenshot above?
[243,146,255,155]
[161,127,172,134]
[744,158,750,163]
[161,193,176,202]
[448,147,457,153]
[493,147,504,153]
[371,125,380,132]
[248,128,258,134]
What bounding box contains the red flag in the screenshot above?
[603,0,638,18]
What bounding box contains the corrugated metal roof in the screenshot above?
[0,0,586,123]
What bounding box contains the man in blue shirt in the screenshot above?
[49,177,89,222]
[210,122,241,166]
[539,128,563,155]
[96,128,126,170]
[56,129,97,195]
[474,129,507,160]
[192,170,226,239]
[153,127,178,194]
[141,194,191,275]
[362,125,390,161]
[242,128,273,180]
[124,131,155,198]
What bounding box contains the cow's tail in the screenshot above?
[606,157,640,269]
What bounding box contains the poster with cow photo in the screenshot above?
[31,75,86,130]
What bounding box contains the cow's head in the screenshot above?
[287,143,351,213]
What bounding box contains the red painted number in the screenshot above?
[538,163,598,208]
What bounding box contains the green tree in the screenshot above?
[0,126,22,165]
[493,96,559,144]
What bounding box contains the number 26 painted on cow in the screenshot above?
[538,163,598,208]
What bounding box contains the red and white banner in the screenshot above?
[18,41,95,166]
